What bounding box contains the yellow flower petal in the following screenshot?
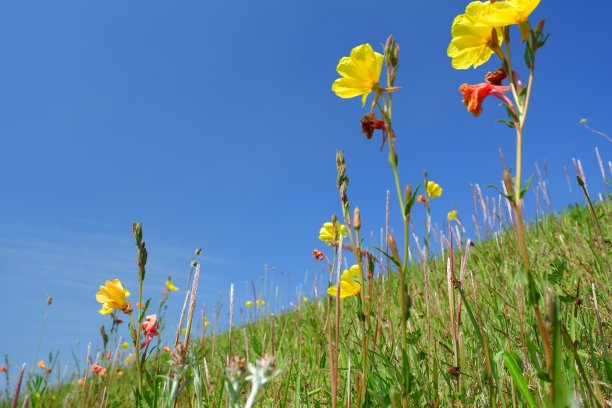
[165,280,178,291]
[318,221,348,244]
[477,0,540,26]
[332,43,383,106]
[96,279,128,312]
[447,210,458,221]
[447,1,504,70]
[426,181,443,199]
[98,304,113,315]
[327,265,362,300]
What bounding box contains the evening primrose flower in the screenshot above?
[96,279,131,314]
[447,2,502,69]
[426,181,443,199]
[327,265,361,300]
[203,316,210,327]
[256,298,265,307]
[331,43,384,107]
[448,210,458,221]
[319,221,347,244]
[122,342,130,349]
[477,0,540,27]
[245,300,254,309]
[165,280,178,291]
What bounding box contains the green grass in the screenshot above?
[5,200,609,407]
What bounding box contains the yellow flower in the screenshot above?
[203,317,210,328]
[426,181,443,199]
[447,1,502,69]
[37,360,46,369]
[319,221,347,244]
[303,296,309,303]
[256,298,265,307]
[245,300,254,309]
[447,210,458,221]
[122,342,130,349]
[477,0,540,27]
[165,280,178,291]
[331,43,384,107]
[96,279,130,313]
[327,265,361,300]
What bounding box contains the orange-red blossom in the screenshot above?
[141,314,159,349]
[459,82,511,117]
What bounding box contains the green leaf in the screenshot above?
[485,184,513,202]
[496,119,515,129]
[551,295,570,407]
[519,174,535,199]
[503,351,537,408]
[404,183,421,216]
[372,246,401,267]
[547,258,567,285]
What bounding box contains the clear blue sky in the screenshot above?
[0,0,610,381]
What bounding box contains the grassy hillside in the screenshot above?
[5,200,610,407]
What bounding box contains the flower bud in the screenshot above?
[535,19,545,35]
[385,35,399,68]
[502,169,515,198]
[404,184,412,207]
[353,207,361,231]
[387,233,400,263]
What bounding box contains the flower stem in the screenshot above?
[354,228,368,406]
[129,312,143,399]
[380,94,410,403]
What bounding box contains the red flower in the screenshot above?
[91,364,106,376]
[141,314,159,349]
[312,249,325,261]
[459,83,511,117]
[361,112,395,150]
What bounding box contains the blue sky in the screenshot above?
[0,0,610,382]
